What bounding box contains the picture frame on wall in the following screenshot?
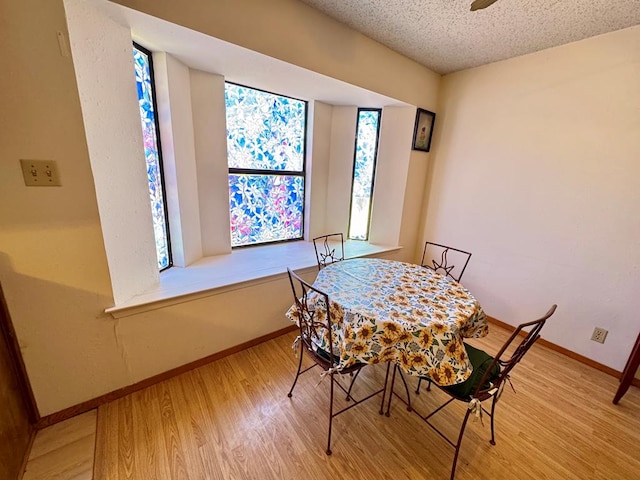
[412,108,436,152]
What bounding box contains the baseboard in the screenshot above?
[486,316,640,388]
[36,325,297,429]
[35,316,639,430]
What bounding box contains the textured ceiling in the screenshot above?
[298,0,640,74]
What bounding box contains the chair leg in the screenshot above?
[345,369,362,401]
[397,368,412,412]
[416,377,433,393]
[326,373,335,455]
[287,347,305,398]
[379,362,392,414]
[451,408,473,480]
[385,365,399,417]
[489,395,498,446]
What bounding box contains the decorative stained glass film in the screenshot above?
[133,44,171,270]
[229,174,304,246]
[348,109,381,240]
[225,83,306,247]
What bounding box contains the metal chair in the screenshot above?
[313,233,344,270]
[415,241,473,393]
[387,305,557,480]
[420,241,472,282]
[286,268,390,455]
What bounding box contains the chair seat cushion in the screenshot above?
[311,344,364,374]
[437,343,501,399]
[315,345,332,362]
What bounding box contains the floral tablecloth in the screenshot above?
[286,258,488,386]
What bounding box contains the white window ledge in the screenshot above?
[106,241,401,318]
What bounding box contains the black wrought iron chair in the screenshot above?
[415,241,473,393]
[286,268,390,455]
[420,241,472,283]
[313,233,345,270]
[387,305,557,480]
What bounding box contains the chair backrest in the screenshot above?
[287,268,337,367]
[421,241,472,282]
[313,233,345,270]
[473,304,557,399]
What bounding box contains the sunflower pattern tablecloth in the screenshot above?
[286,258,488,386]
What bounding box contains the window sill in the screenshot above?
[105,241,401,318]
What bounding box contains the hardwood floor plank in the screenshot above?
[116,395,136,480]
[94,404,114,478]
[23,410,96,480]
[189,372,239,479]
[131,386,168,480]
[157,381,192,480]
[93,326,640,480]
[28,410,96,460]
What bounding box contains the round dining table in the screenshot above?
[291,257,488,386]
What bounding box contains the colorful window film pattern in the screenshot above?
[349,109,381,240]
[133,45,170,270]
[229,174,305,246]
[225,84,306,247]
[225,83,305,172]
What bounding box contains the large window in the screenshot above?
[225,83,307,247]
[132,44,172,270]
[348,108,381,240]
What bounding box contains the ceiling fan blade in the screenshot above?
[470,0,500,11]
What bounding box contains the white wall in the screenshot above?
[369,107,416,246]
[325,107,358,235]
[0,0,130,416]
[113,0,441,109]
[306,101,333,239]
[321,106,417,245]
[0,0,438,416]
[11,0,636,417]
[424,26,640,370]
[65,0,159,304]
[153,52,203,267]
[189,70,232,257]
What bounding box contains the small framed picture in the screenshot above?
[412,108,436,152]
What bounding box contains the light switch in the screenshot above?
[20,159,61,187]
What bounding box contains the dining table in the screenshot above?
[287,257,488,387]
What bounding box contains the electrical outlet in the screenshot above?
[20,159,61,186]
[591,327,608,344]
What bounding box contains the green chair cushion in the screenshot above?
[440,343,501,399]
[314,346,332,362]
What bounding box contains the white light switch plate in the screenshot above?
[20,159,62,186]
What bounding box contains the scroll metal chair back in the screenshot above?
[313,233,345,270]
[421,241,472,282]
[416,241,474,400]
[388,304,557,480]
[286,268,390,455]
[287,268,336,370]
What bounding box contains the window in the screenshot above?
[348,108,381,240]
[225,83,307,247]
[132,43,172,270]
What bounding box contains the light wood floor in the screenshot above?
[90,325,640,480]
[23,409,96,480]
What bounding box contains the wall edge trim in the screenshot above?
[36,317,638,429]
[486,315,639,387]
[35,324,297,429]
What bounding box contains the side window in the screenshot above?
[132,43,172,270]
[349,108,381,240]
[225,83,307,247]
